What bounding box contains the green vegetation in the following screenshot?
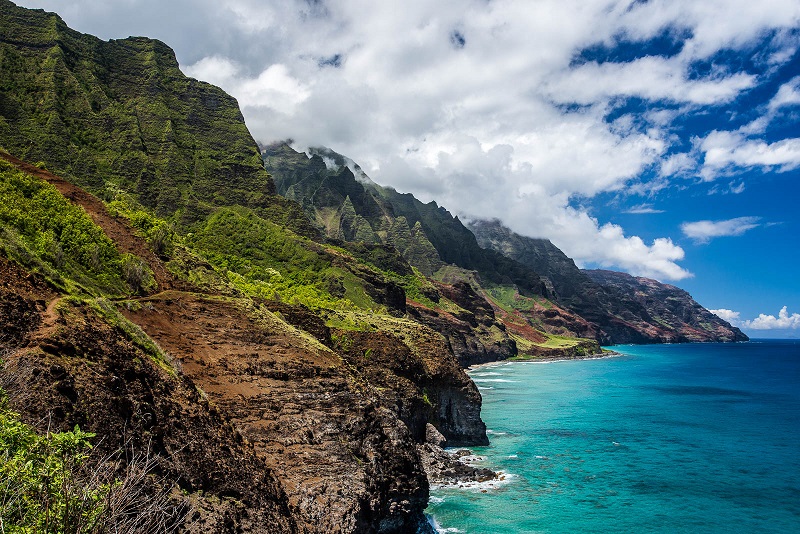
[0,159,132,296]
[485,285,550,313]
[0,3,273,221]
[421,390,433,407]
[0,390,107,533]
[0,386,185,533]
[509,331,600,360]
[189,206,352,309]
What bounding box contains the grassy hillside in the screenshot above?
[0,2,602,529]
[0,0,315,237]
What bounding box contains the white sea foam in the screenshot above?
[426,515,464,533]
[431,472,516,492]
[472,378,517,383]
[467,361,513,373]
[450,452,487,465]
[507,454,518,459]
[486,429,507,435]
[428,496,445,504]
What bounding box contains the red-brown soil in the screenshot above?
[1,151,179,292]
[0,155,491,532]
[121,291,430,532]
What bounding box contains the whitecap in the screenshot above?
[431,472,516,492]
[426,516,464,534]
[472,378,517,383]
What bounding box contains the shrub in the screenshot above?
[121,254,156,295]
[0,392,105,533]
[0,162,128,296]
[0,390,186,533]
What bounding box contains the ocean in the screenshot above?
[426,340,800,533]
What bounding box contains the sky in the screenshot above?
[14,0,800,337]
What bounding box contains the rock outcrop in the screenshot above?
[408,281,517,368]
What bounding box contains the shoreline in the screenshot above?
[467,350,622,371]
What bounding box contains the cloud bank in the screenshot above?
[17,0,800,281]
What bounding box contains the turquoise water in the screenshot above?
[427,341,800,533]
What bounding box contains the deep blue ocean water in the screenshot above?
[427,340,800,533]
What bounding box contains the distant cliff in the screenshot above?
[583,269,748,343]
[469,219,748,344]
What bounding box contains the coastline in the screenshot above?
[467,350,621,372]
[431,341,800,533]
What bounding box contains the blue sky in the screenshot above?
[13,0,800,337]
[579,26,800,337]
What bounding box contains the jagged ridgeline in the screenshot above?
[263,143,548,295]
[0,0,315,233]
[263,142,747,345]
[0,2,505,532]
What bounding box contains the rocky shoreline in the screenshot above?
[418,424,499,487]
[467,350,621,371]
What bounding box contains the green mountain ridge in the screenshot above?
[0,1,744,532]
[264,142,548,294]
[263,143,746,345]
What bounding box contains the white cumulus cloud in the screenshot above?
[681,216,761,243]
[543,56,755,106]
[700,132,800,180]
[769,76,800,111]
[744,306,800,330]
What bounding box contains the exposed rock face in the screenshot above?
[0,260,298,533]
[469,219,748,344]
[122,293,432,533]
[258,300,489,447]
[583,270,749,343]
[0,251,442,532]
[326,325,488,446]
[408,281,517,368]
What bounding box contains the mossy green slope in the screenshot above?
[0,0,312,234]
[0,158,133,296]
[263,143,547,295]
